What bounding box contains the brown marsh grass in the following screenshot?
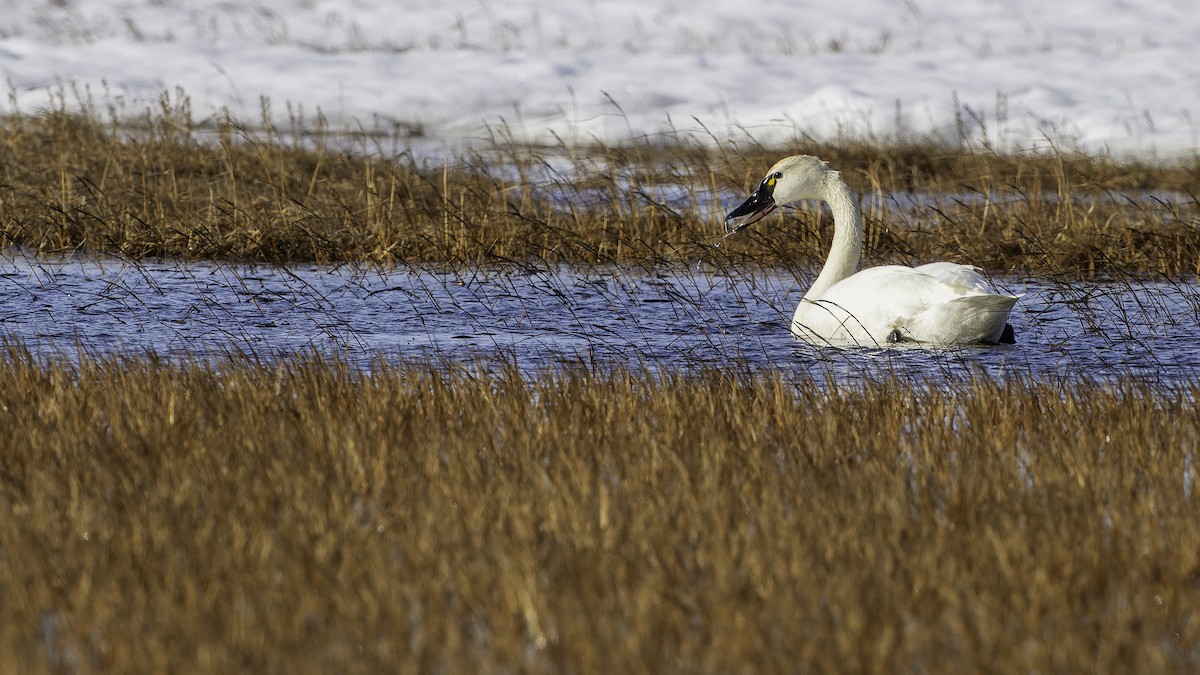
[1,99,1199,274]
[2,346,1199,673]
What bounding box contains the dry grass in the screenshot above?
[3,100,1197,673]
[2,346,1198,673]
[1,100,1199,274]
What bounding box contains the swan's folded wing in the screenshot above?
[912,262,996,295]
[822,265,971,308]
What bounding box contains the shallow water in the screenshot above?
[3,250,1199,384]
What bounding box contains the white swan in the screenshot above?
[725,155,1017,346]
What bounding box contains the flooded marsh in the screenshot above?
[3,109,1200,673]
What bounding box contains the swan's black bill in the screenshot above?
[724,179,777,233]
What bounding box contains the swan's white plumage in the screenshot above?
[792,264,1018,346]
[725,155,1017,347]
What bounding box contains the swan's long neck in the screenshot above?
[803,172,862,301]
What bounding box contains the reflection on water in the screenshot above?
[2,249,1199,384]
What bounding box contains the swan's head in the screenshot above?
[724,155,834,233]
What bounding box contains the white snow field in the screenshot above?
[1,0,1198,158]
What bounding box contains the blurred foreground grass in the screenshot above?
[2,347,1198,673]
[1,102,1199,274]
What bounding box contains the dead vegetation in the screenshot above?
[1,100,1198,274]
[3,97,1199,673]
[1,347,1198,673]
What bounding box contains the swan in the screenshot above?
[724,155,1017,346]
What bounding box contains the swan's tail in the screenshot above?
[911,294,1018,345]
[945,294,1019,344]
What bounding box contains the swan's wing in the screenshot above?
[912,262,995,295]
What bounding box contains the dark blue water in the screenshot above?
[3,249,1199,383]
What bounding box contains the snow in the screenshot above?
[1,0,1198,159]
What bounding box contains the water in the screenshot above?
[3,249,1199,384]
